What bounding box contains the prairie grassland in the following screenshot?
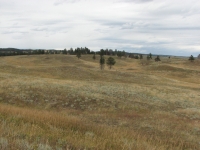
[0,54,200,149]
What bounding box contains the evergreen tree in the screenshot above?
[63,48,67,54]
[117,51,122,58]
[155,55,161,62]
[149,53,152,59]
[109,49,113,55]
[189,55,194,62]
[100,56,105,70]
[100,49,105,56]
[85,47,90,54]
[106,57,116,69]
[70,48,74,55]
[76,50,81,59]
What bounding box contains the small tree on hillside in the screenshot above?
[99,49,105,70]
[149,53,152,59]
[189,55,194,62]
[93,53,96,60]
[106,57,116,69]
[76,50,81,59]
[155,55,161,62]
[100,56,105,70]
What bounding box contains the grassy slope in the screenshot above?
[0,54,200,150]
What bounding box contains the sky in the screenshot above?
[0,0,200,56]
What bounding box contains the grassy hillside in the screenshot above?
[0,54,200,149]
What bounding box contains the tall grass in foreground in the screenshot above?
[0,103,198,150]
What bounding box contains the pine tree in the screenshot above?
[100,49,105,56]
[63,48,67,54]
[106,57,116,69]
[76,50,81,59]
[117,51,122,58]
[149,53,152,59]
[100,56,105,70]
[189,55,194,62]
[155,55,161,61]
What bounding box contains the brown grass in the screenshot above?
[0,54,200,149]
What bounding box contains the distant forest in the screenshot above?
[0,47,141,58]
[1,47,178,59]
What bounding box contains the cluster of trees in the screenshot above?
[0,47,92,56]
[129,54,143,59]
[98,50,116,70]
[0,49,57,56]
[75,49,127,60]
[0,47,127,59]
[145,53,195,62]
[63,47,91,55]
[94,49,126,57]
[147,53,152,60]
[145,53,161,62]
[95,49,126,58]
[0,48,63,56]
[66,48,126,58]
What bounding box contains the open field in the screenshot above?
[0,54,200,149]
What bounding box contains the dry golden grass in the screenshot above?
[0,54,200,149]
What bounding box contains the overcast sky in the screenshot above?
[0,0,200,56]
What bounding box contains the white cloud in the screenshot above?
[0,0,200,56]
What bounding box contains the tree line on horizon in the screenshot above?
[0,47,196,62]
[0,47,126,57]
